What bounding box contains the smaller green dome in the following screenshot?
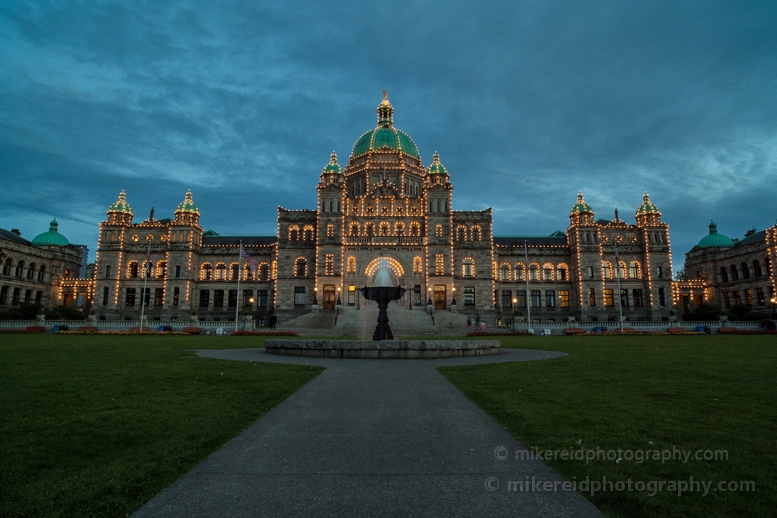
[697,220,734,248]
[636,192,660,215]
[108,191,133,214]
[322,152,343,174]
[570,192,594,215]
[427,152,448,175]
[176,191,199,214]
[32,219,70,247]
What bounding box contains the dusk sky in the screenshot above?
[1,1,775,272]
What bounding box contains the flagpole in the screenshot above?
[140,244,149,332]
[235,240,242,333]
[524,240,531,331]
[615,232,624,332]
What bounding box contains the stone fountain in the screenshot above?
[360,262,406,341]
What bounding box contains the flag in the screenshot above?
[240,243,258,272]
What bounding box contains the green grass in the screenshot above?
[439,335,777,518]
[0,335,323,518]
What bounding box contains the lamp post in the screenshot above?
[771,297,776,319]
[512,298,517,333]
[313,287,318,306]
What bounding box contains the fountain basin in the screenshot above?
[265,339,501,359]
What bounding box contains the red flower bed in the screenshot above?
[0,327,45,333]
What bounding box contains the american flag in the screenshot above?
[240,243,258,272]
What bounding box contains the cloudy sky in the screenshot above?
[1,1,775,271]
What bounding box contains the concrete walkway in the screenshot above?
[132,348,605,517]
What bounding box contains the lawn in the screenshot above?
[439,335,777,518]
[0,334,323,518]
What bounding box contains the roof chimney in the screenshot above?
[10,229,21,236]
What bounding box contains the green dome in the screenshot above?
[427,152,447,174]
[32,219,70,247]
[636,192,660,215]
[697,220,734,248]
[350,93,420,159]
[570,192,594,215]
[108,191,133,214]
[176,191,199,214]
[322,152,343,174]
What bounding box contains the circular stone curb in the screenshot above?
[264,339,501,359]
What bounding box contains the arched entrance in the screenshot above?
[364,257,405,284]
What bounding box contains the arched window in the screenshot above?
[2,258,12,276]
[142,261,153,278]
[529,264,539,280]
[730,265,738,281]
[629,261,641,279]
[38,265,46,281]
[303,226,314,241]
[347,256,356,274]
[457,225,467,241]
[413,256,422,274]
[617,261,626,279]
[350,222,359,236]
[395,222,405,236]
[602,261,612,279]
[410,222,420,236]
[556,263,568,281]
[379,222,390,236]
[514,263,525,280]
[741,262,750,279]
[215,263,227,280]
[543,263,554,281]
[27,263,35,280]
[288,225,299,241]
[753,260,762,278]
[259,263,270,281]
[15,261,24,278]
[200,263,212,280]
[157,261,167,278]
[128,261,139,278]
[365,222,375,237]
[230,262,240,280]
[471,225,482,241]
[720,266,728,282]
[295,257,307,277]
[462,257,475,277]
[499,263,511,281]
[244,264,253,280]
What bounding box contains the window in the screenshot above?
[231,263,239,280]
[513,290,525,307]
[214,290,224,308]
[15,261,24,278]
[531,290,541,308]
[545,290,556,308]
[350,222,359,236]
[347,257,356,274]
[260,263,271,281]
[2,258,11,276]
[366,223,375,237]
[618,262,626,279]
[228,290,238,308]
[463,287,475,306]
[436,255,444,275]
[128,261,139,278]
[258,290,268,307]
[410,223,420,236]
[720,267,728,282]
[733,291,741,305]
[557,265,567,281]
[602,262,612,279]
[288,225,299,240]
[0,286,6,304]
[559,290,569,308]
[173,287,180,306]
[24,289,31,303]
[38,265,45,282]
[199,290,210,307]
[501,290,512,308]
[658,287,665,306]
[435,224,443,237]
[126,288,136,306]
[529,265,538,280]
[27,263,35,280]
[456,226,466,241]
[175,265,181,278]
[757,287,765,306]
[35,291,42,305]
[304,226,314,241]
[589,288,596,306]
[730,265,738,281]
[294,287,306,305]
[395,222,404,236]
[620,289,628,307]
[154,288,163,306]
[12,288,20,305]
[471,225,481,241]
[633,289,643,307]
[754,260,762,278]
[325,254,334,275]
[543,266,553,281]
[514,264,524,280]
[295,258,307,277]
[741,262,750,280]
[499,263,511,281]
[413,257,422,274]
[723,292,731,309]
[604,289,614,307]
[745,289,753,306]
[380,222,390,236]
[104,265,111,279]
[214,263,226,280]
[462,258,474,277]
[201,263,212,280]
[102,287,109,305]
[243,290,253,307]
[588,266,594,279]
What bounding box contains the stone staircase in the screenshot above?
[278,301,472,337]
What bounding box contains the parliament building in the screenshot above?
[13,94,773,325]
